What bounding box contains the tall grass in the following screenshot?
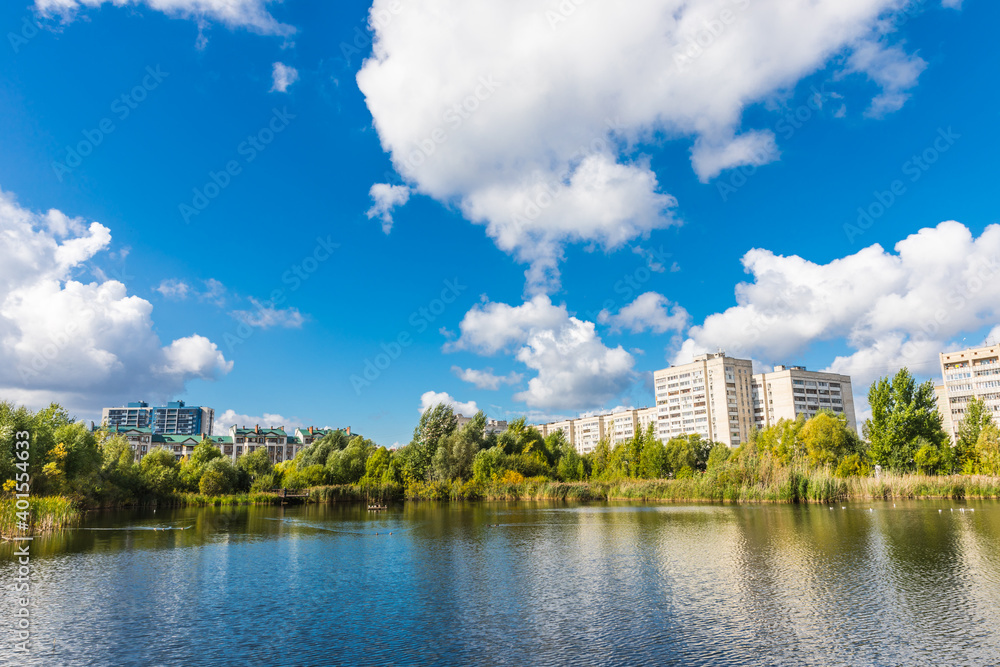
[0,496,79,535]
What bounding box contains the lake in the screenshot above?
[3,500,1000,665]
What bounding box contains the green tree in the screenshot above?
[865,368,947,472]
[327,436,375,484]
[400,403,458,481]
[800,412,861,469]
[236,447,273,492]
[975,423,1000,475]
[431,414,487,481]
[705,442,731,472]
[956,397,993,473]
[663,435,700,476]
[179,440,224,491]
[140,448,181,496]
[914,438,945,475]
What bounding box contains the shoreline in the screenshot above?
[6,472,1000,536]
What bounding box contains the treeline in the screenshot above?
[2,367,999,508]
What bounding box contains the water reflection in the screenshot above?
[2,501,1000,665]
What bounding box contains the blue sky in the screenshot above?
[1,0,998,446]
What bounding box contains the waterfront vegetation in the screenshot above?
[4,367,1000,534]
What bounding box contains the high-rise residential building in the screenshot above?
[751,365,856,433]
[654,352,755,446]
[935,343,1000,442]
[654,353,857,446]
[101,400,214,435]
[102,401,153,430]
[152,401,214,435]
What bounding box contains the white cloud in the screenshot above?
[598,292,690,334]
[35,0,295,37]
[0,187,232,414]
[675,220,1000,404]
[231,298,306,328]
[158,335,233,379]
[358,0,929,292]
[198,278,227,306]
[270,62,299,92]
[366,183,411,234]
[846,40,926,118]
[451,366,523,390]
[214,409,305,435]
[690,130,779,183]
[419,390,479,417]
[154,278,190,300]
[447,295,635,410]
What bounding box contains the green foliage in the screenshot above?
[431,414,487,481]
[140,448,180,495]
[327,436,376,484]
[956,397,993,472]
[801,412,862,469]
[914,439,945,475]
[865,368,947,472]
[834,452,870,478]
[199,469,227,495]
[975,423,1000,475]
[706,443,731,472]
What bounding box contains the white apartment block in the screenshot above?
[935,343,1000,442]
[654,352,755,446]
[752,365,856,433]
[654,353,857,446]
[574,415,605,454]
[535,407,658,454]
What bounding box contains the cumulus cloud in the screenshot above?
[158,335,233,378]
[35,0,295,37]
[447,295,635,410]
[214,409,305,435]
[358,0,929,292]
[0,188,232,414]
[451,366,523,390]
[366,183,411,234]
[270,62,299,92]
[598,292,690,334]
[231,298,306,328]
[153,278,190,300]
[419,390,479,417]
[675,220,1000,399]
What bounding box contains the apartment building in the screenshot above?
[106,422,355,463]
[654,353,857,446]
[454,414,509,434]
[935,343,1000,442]
[102,400,214,436]
[535,407,658,454]
[574,415,605,454]
[654,352,755,446]
[752,365,856,432]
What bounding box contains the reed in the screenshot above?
[0,496,79,536]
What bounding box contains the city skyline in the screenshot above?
[2,1,1000,448]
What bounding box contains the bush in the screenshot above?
[835,453,869,478]
[199,469,227,495]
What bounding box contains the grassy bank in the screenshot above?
[0,496,79,536]
[7,473,1000,536]
[472,473,1000,503]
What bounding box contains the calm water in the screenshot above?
[3,500,1000,666]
